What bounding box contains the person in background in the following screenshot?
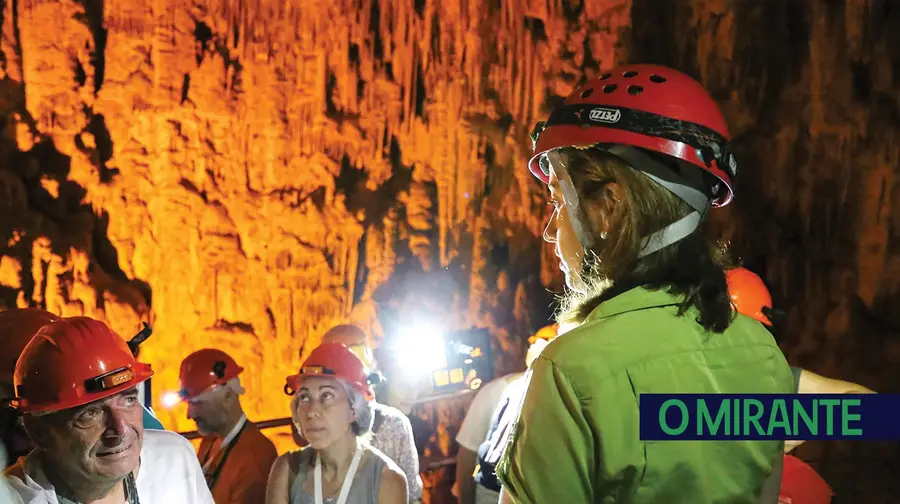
[726,267,875,406]
[0,308,164,469]
[0,308,58,467]
[460,326,559,504]
[726,266,876,504]
[293,324,423,503]
[178,349,278,504]
[497,63,793,503]
[0,442,16,503]
[4,316,213,503]
[266,342,407,504]
[777,455,834,504]
[453,351,529,504]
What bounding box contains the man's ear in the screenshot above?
[583,182,626,237]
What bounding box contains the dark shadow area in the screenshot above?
[82,113,118,183]
[414,60,426,117]
[74,0,107,93]
[0,69,153,316]
[335,137,414,230]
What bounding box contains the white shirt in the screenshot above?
[5,430,215,504]
[455,373,523,451]
[1,442,17,504]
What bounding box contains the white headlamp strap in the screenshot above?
[546,150,595,251]
[605,145,711,258]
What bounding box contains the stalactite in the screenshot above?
[2,0,631,456]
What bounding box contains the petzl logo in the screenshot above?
[589,108,621,124]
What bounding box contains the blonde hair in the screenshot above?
[555,147,734,331]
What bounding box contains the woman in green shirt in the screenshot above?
[495,64,794,503]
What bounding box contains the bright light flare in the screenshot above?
[393,322,446,378]
[162,392,181,408]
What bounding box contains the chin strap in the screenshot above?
[605,145,711,258]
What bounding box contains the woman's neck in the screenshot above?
[317,434,359,480]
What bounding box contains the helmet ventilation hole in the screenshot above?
[649,74,667,83]
[598,73,612,80]
[602,84,617,93]
[627,85,644,95]
[623,70,638,78]
[580,88,594,98]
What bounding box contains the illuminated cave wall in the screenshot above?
[1,0,899,499]
[0,0,629,451]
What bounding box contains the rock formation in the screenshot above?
[0,0,896,499]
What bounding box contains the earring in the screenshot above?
[600,231,608,240]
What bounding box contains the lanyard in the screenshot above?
[314,447,362,504]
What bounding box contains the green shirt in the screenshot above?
[496,286,793,503]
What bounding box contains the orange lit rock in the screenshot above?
[1,0,642,457]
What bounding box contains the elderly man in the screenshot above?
[3,316,213,504]
[1,308,165,469]
[292,324,425,503]
[178,349,277,504]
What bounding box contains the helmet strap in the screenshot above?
[605,145,711,258]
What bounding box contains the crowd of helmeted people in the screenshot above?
[0,64,877,504]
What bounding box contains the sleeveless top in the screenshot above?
[289,446,389,504]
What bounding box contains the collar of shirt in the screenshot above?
[583,286,681,323]
[220,414,247,448]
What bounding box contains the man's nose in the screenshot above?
[543,211,558,243]
[102,407,129,440]
[187,402,199,419]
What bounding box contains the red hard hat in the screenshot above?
[284,343,374,400]
[530,64,736,207]
[322,324,368,347]
[0,308,59,384]
[779,455,833,504]
[11,317,154,414]
[178,349,244,400]
[725,267,773,327]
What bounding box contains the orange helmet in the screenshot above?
[779,455,833,504]
[11,317,154,414]
[0,308,59,384]
[528,324,559,345]
[322,324,375,370]
[178,349,244,400]
[284,343,374,400]
[323,324,367,346]
[725,267,774,327]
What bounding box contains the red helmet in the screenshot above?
[178,349,244,400]
[0,308,59,384]
[725,267,773,327]
[779,455,833,504]
[530,64,736,207]
[11,317,154,414]
[284,343,374,400]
